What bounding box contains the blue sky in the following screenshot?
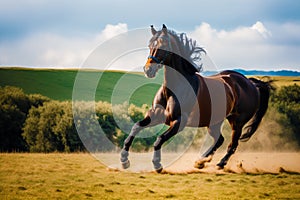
[0,0,300,71]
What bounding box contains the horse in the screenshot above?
[120,24,271,172]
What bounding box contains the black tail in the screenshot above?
[240,77,272,142]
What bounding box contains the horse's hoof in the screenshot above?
[153,162,163,173]
[216,163,225,170]
[239,136,250,142]
[194,161,205,169]
[194,156,212,169]
[239,134,251,142]
[155,166,163,173]
[121,160,130,169]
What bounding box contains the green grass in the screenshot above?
[0,68,160,106]
[0,153,299,199]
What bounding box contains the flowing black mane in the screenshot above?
[166,30,206,72]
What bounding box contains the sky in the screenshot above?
[0,0,300,71]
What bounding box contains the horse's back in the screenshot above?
[219,70,260,122]
[187,73,236,127]
[190,70,260,127]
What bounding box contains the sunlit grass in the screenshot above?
[0,153,299,199]
[248,75,300,87]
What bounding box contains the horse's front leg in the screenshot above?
[152,115,187,173]
[120,107,165,169]
[120,117,150,168]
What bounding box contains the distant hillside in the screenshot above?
[202,69,300,76]
[0,67,159,106]
[233,69,300,76]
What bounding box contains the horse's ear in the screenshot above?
[151,25,157,35]
[162,24,167,34]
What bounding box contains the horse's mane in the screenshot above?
[167,30,206,72]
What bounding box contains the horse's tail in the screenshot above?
[240,77,273,142]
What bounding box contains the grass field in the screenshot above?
[1,67,299,106]
[0,67,160,106]
[248,75,300,88]
[0,153,299,200]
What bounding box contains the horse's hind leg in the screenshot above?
[194,121,224,169]
[217,121,243,169]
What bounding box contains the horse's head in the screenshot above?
[144,24,205,78]
[144,24,175,78]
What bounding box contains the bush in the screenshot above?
[23,101,84,152]
[73,101,114,152]
[0,86,49,152]
[271,84,300,147]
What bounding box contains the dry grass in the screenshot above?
[247,76,300,87]
[0,153,300,199]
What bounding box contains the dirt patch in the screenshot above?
[164,152,300,174]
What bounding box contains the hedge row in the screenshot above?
[1,84,300,152]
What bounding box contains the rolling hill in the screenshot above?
[0,67,160,106]
[1,67,299,106]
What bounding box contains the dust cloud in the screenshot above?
[164,152,300,174]
[163,117,300,174]
[106,114,300,174]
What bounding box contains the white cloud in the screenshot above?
[0,23,129,68]
[189,21,300,70]
[98,23,128,40]
[0,21,300,71]
[251,21,272,38]
[0,33,88,67]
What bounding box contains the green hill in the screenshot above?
[0,68,160,106]
[1,67,299,106]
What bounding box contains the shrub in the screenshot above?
[0,86,49,152]
[23,101,84,152]
[271,84,300,147]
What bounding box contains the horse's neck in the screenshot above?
[163,65,181,89]
[163,58,198,94]
[163,56,199,95]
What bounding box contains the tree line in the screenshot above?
[0,86,161,152]
[0,84,299,152]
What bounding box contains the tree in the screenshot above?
[0,86,49,152]
[23,101,84,152]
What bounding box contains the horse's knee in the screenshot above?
[138,116,151,127]
[123,136,134,151]
[153,136,163,151]
[215,135,224,149]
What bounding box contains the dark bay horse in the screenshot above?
[120,24,271,172]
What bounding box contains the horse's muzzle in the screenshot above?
[144,64,158,78]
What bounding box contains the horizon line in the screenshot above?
[0,65,299,73]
